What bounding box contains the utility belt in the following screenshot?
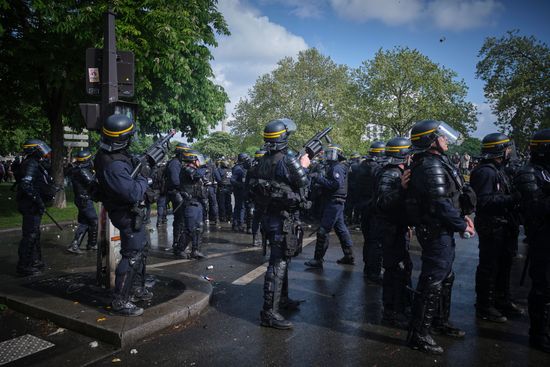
[415,223,453,240]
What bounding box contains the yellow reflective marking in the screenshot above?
[102,124,134,137]
[482,139,510,147]
[263,129,286,137]
[76,154,91,161]
[411,128,436,138]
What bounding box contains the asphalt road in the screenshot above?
[1,218,549,366]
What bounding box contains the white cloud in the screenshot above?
[211,0,308,122]
[260,0,325,19]
[328,0,503,30]
[427,0,503,31]
[330,0,423,25]
[473,102,500,138]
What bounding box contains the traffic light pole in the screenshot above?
[97,10,122,290]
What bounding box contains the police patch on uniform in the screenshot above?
[335,172,340,179]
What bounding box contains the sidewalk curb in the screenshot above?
[0,270,212,348]
[0,221,75,234]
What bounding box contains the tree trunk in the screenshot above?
[51,115,66,208]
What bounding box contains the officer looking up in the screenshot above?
[376,137,413,329]
[16,139,56,276]
[166,143,189,250]
[470,133,523,323]
[94,114,152,317]
[514,128,550,353]
[175,149,209,259]
[358,141,386,283]
[248,118,310,329]
[67,149,98,254]
[406,120,475,354]
[304,144,354,268]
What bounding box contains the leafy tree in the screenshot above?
[476,30,550,149]
[192,131,240,159]
[448,137,481,157]
[352,47,477,137]
[230,48,361,151]
[0,0,228,206]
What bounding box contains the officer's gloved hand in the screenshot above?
[140,162,152,178]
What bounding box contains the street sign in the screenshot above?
[63,134,88,140]
[63,141,89,148]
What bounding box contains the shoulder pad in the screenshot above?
[514,165,539,194]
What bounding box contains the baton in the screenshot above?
[44,210,63,231]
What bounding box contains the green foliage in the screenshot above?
[476,30,550,149]
[192,131,240,159]
[352,47,477,137]
[230,49,361,151]
[0,0,229,206]
[448,137,482,157]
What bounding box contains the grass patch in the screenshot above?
[0,182,81,229]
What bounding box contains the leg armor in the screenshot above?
[432,272,465,338]
[260,250,293,330]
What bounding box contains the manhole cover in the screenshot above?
[0,334,54,365]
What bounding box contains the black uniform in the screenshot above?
[166,157,184,246]
[216,164,233,222]
[67,160,98,253]
[470,161,521,321]
[407,152,468,352]
[16,155,56,275]
[356,156,384,280]
[376,164,412,328]
[514,154,550,352]
[345,157,361,224]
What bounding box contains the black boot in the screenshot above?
[260,260,293,330]
[337,246,355,265]
[191,230,207,259]
[67,226,87,254]
[279,267,301,311]
[252,234,262,247]
[86,221,98,250]
[476,290,507,323]
[408,281,444,355]
[174,232,190,259]
[305,229,328,268]
[529,298,550,353]
[432,272,465,338]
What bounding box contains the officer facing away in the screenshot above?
[94,114,152,316]
[67,149,98,254]
[470,133,523,323]
[406,120,475,355]
[16,139,56,276]
[376,137,413,329]
[514,128,550,353]
[248,118,310,329]
[304,144,354,268]
[231,153,251,232]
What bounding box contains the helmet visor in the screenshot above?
[282,119,297,134]
[437,122,463,145]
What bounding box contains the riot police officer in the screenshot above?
[175,149,208,259]
[514,128,550,353]
[231,153,250,232]
[152,161,168,227]
[67,149,98,254]
[166,143,189,249]
[304,144,354,268]
[246,149,267,247]
[216,158,233,223]
[248,118,310,329]
[406,120,475,354]
[357,141,386,282]
[94,114,151,316]
[376,137,413,329]
[470,133,523,323]
[203,155,220,226]
[16,139,56,276]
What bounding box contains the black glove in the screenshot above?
[140,162,152,178]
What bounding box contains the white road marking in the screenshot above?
[231,237,316,286]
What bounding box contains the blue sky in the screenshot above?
[210,0,550,138]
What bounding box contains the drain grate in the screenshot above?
[0,334,54,365]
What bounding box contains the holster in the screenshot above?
[130,202,146,231]
[282,213,303,258]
